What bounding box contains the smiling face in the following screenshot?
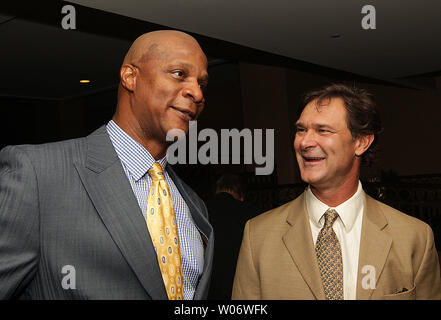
[132,36,208,144]
[294,97,364,192]
[115,31,208,158]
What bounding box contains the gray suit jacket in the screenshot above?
[0,126,213,299]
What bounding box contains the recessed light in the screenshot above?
[80,80,91,83]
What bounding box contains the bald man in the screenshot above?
[0,30,213,300]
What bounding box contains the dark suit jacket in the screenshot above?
[232,191,441,300]
[0,126,213,299]
[206,192,257,299]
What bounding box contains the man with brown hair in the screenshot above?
[232,83,441,300]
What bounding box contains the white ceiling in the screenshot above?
[1,1,440,100]
[68,0,441,79]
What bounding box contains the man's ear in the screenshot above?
[120,64,137,92]
[355,134,374,157]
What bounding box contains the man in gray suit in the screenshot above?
[0,30,213,299]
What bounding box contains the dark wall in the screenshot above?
[1,89,116,149]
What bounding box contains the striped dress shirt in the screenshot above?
[106,120,204,300]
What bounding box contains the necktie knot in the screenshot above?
[324,209,339,228]
[148,163,165,181]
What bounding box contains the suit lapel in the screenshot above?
[74,126,168,300]
[167,166,212,242]
[166,165,213,299]
[356,195,392,300]
[282,193,326,300]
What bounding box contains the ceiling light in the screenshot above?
[79,80,91,83]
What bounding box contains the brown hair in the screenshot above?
[299,83,382,166]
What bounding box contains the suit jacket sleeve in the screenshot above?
[415,224,441,299]
[232,220,261,299]
[0,146,40,299]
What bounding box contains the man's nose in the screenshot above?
[298,130,318,150]
[182,81,204,105]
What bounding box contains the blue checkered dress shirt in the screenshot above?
[106,120,204,300]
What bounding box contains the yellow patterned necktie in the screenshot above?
[146,162,184,300]
[315,208,344,300]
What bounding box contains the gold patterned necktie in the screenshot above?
[146,162,184,300]
[315,208,344,300]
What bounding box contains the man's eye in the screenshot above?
[319,129,330,133]
[172,70,185,77]
[296,128,305,133]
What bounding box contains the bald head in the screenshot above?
[122,30,205,66]
[114,29,208,159]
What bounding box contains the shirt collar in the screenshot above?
[106,120,167,181]
[306,181,364,232]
